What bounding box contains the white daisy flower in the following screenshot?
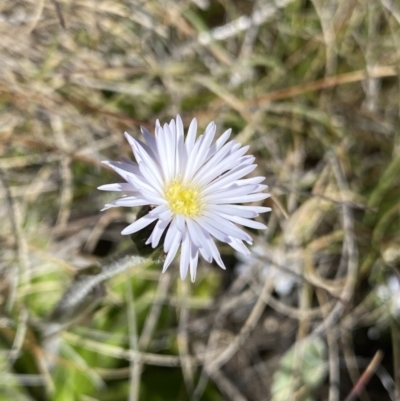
[98,116,271,281]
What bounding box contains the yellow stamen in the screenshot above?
[165,180,202,217]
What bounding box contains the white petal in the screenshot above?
[163,228,182,272]
[111,197,150,207]
[155,125,169,181]
[124,132,155,163]
[102,161,141,181]
[194,217,230,243]
[147,217,171,248]
[180,230,190,279]
[137,162,163,193]
[169,119,176,137]
[253,184,269,193]
[120,157,137,166]
[233,181,268,193]
[214,192,270,204]
[228,237,251,255]
[97,183,136,192]
[192,140,237,185]
[141,126,157,150]
[187,122,216,179]
[207,204,257,218]
[186,219,203,247]
[205,128,232,160]
[133,142,164,185]
[164,219,178,253]
[121,214,157,235]
[148,204,168,217]
[201,212,253,242]
[248,206,271,213]
[157,208,174,221]
[209,204,271,217]
[124,131,138,150]
[196,147,251,187]
[189,245,199,282]
[124,172,164,199]
[195,227,212,263]
[234,176,265,185]
[208,149,251,177]
[217,213,267,230]
[183,135,204,181]
[203,184,259,202]
[203,164,257,195]
[175,214,186,231]
[198,225,226,269]
[186,118,197,154]
[138,192,166,205]
[163,123,176,180]
[101,204,118,211]
[175,115,187,175]
[176,115,184,142]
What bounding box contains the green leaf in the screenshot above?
[271,338,328,401]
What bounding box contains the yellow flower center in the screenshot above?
[165,180,202,217]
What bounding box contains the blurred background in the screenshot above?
[1,0,400,400]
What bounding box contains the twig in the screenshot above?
[343,350,384,401]
[391,320,400,401]
[316,289,340,401]
[128,272,171,399]
[138,272,171,350]
[178,279,194,393]
[0,169,30,311]
[206,276,275,373]
[194,343,248,401]
[50,0,66,29]
[253,66,398,105]
[126,273,140,401]
[51,115,73,231]
[341,330,371,401]
[309,151,359,338]
[191,271,264,401]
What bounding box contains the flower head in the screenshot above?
[99,116,270,281]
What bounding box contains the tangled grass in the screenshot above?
[1,0,400,400]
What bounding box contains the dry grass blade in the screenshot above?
[49,0,66,29]
[344,350,384,401]
[253,66,398,105]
